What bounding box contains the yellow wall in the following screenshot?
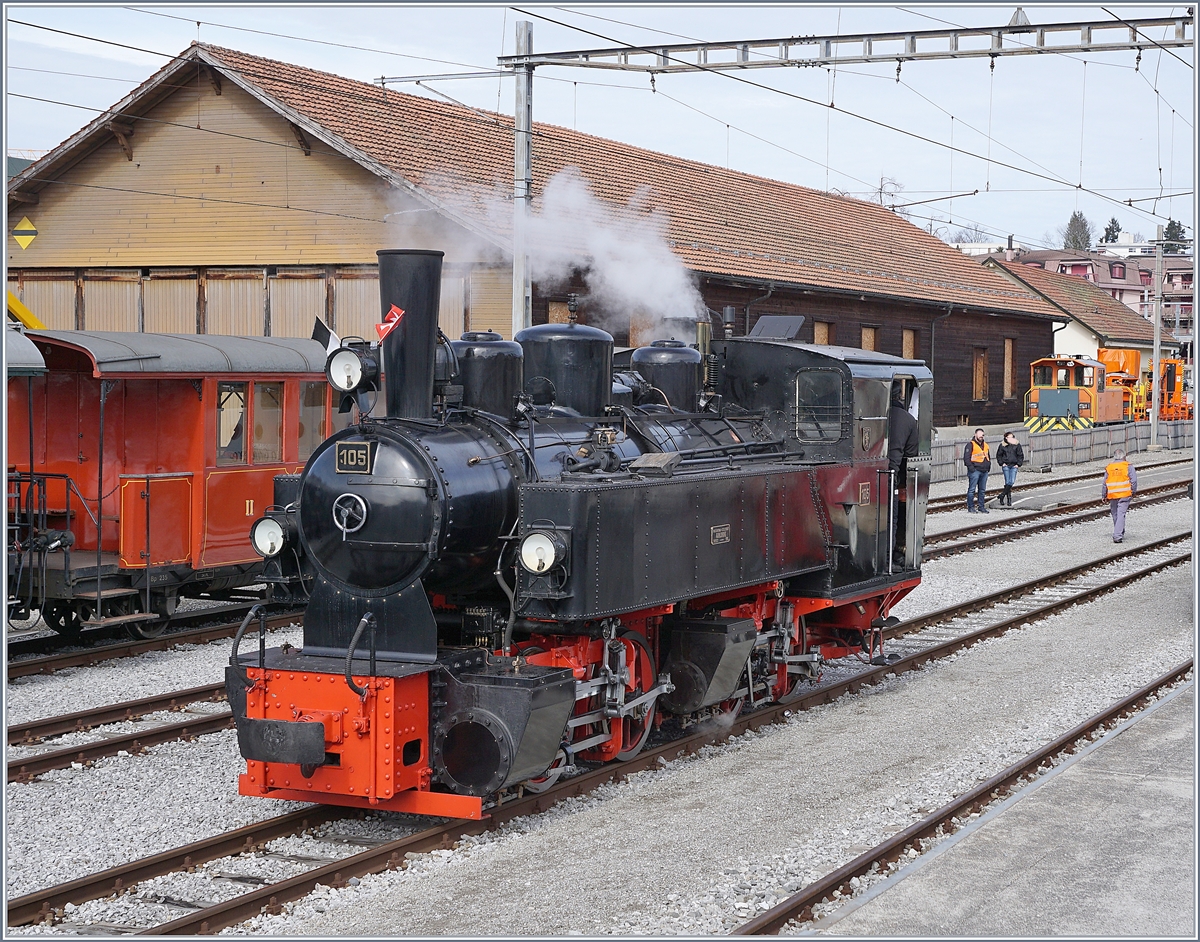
[6,74,492,268]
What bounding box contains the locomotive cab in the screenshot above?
[710,334,933,577]
[1024,354,1124,431]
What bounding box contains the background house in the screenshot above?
[984,258,1174,365]
[7,43,1063,426]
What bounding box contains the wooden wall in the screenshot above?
[6,75,489,268]
[696,280,1053,427]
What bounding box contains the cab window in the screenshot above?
[216,382,247,466]
[795,369,843,442]
[1033,365,1053,387]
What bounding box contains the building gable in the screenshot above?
[7,72,487,269]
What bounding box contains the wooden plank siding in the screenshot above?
[5,74,494,270]
[144,274,199,333]
[468,269,513,336]
[698,280,1052,426]
[7,274,77,330]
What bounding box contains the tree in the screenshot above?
[872,177,911,220]
[1164,218,1187,254]
[950,222,989,243]
[1101,217,1122,243]
[1058,211,1094,250]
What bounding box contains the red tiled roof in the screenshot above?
[990,259,1161,345]
[10,43,1060,320]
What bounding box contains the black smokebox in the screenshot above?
[378,249,444,419]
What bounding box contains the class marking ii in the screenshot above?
[710,524,731,545]
[245,499,254,516]
[336,441,375,474]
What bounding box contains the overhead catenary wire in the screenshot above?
[894,4,1193,123]
[16,11,1191,222]
[9,13,1192,244]
[1099,6,1193,70]
[9,77,1190,251]
[507,6,1189,227]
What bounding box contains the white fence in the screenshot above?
[931,421,1194,484]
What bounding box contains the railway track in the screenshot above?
[8,535,1189,934]
[924,456,1191,513]
[5,608,301,681]
[8,533,1189,783]
[731,659,1194,935]
[923,481,1190,559]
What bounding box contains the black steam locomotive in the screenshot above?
[228,249,932,820]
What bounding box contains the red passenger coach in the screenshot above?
[7,331,337,637]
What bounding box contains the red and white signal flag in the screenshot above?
[376,305,406,342]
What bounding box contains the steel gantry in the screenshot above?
[496,13,1193,73]
[378,11,1194,334]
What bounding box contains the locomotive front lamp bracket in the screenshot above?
[519,530,568,574]
[325,342,380,396]
[249,516,286,557]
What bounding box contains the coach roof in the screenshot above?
[29,331,327,377]
[5,325,47,376]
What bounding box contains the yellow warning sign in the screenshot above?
[12,216,37,250]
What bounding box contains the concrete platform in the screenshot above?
[812,685,1195,937]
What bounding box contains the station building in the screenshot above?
[6,43,1063,426]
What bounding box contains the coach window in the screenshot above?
[253,382,284,464]
[298,382,327,460]
[795,369,842,442]
[217,382,247,466]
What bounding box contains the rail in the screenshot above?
[10,539,1187,934]
[732,659,1194,934]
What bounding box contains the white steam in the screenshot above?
[384,166,707,344]
[524,168,707,342]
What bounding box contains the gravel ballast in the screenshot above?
[231,505,1191,936]
[5,494,1191,934]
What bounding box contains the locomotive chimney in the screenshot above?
[378,249,444,419]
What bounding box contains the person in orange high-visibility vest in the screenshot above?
[962,428,991,513]
[1101,448,1138,543]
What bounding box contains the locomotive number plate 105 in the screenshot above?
[335,441,376,474]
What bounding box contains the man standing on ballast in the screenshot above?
[963,428,991,513]
[1102,448,1138,542]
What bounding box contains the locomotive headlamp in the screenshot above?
[519,530,568,573]
[250,516,287,557]
[325,342,379,394]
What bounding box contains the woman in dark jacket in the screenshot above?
[995,432,1025,506]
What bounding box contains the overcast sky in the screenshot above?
[5,3,1195,251]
